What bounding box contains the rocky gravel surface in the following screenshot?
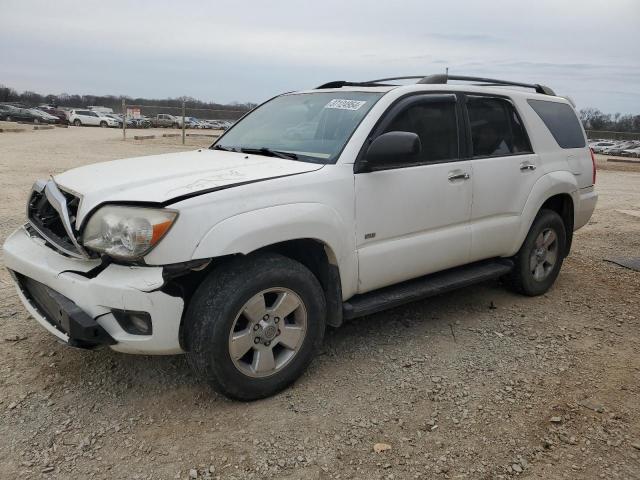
[0,127,639,479]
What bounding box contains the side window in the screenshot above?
[381,99,458,165]
[467,96,531,158]
[527,99,585,149]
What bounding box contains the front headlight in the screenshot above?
[82,206,178,260]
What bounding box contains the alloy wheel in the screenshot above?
[530,228,558,281]
[228,288,307,378]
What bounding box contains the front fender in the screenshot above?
[191,203,357,297]
[507,171,579,256]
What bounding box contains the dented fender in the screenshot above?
[191,203,358,298]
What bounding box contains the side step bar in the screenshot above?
[342,259,514,319]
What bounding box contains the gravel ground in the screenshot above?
[1,125,639,479]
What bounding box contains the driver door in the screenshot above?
[354,94,473,293]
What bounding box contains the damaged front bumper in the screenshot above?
[3,226,184,354]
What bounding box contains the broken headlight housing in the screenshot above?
[82,206,177,260]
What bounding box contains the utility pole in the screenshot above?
[182,100,186,145]
[122,98,126,141]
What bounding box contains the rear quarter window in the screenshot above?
[527,99,585,149]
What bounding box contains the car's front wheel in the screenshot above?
[73,119,81,126]
[507,209,566,296]
[100,121,107,128]
[185,253,326,401]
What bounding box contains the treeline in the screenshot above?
[579,108,640,133]
[0,84,255,116]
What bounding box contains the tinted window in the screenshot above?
[382,99,458,164]
[467,97,531,157]
[528,99,585,149]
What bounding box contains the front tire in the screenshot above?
[73,119,81,127]
[185,253,326,401]
[100,121,107,128]
[507,209,566,296]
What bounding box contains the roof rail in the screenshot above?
[316,74,555,96]
[418,74,556,95]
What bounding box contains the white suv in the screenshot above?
[68,109,119,128]
[3,74,597,400]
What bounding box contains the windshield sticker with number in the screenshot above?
[324,99,367,111]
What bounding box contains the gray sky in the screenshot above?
[1,0,639,113]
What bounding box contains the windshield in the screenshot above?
[213,91,384,163]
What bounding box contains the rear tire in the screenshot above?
[185,253,326,401]
[507,209,566,296]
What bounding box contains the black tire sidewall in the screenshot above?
[185,254,326,400]
[515,210,566,296]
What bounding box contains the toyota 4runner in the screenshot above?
[3,74,598,400]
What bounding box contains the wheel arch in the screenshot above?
[539,193,574,256]
[172,238,344,352]
[510,171,579,257]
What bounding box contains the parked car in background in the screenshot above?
[620,146,640,158]
[28,109,58,124]
[68,109,119,128]
[149,114,179,128]
[130,116,151,128]
[37,106,69,124]
[603,141,638,155]
[0,105,42,123]
[590,141,617,153]
[103,114,126,127]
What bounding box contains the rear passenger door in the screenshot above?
[463,95,542,261]
[354,94,473,293]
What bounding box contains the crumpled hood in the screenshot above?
[54,149,324,224]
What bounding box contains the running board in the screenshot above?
[342,259,514,319]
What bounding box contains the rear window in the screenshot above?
[527,99,585,149]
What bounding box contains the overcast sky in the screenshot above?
[1,0,639,113]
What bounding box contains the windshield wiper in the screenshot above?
[212,145,237,152]
[240,147,298,160]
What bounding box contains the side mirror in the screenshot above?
[361,131,421,171]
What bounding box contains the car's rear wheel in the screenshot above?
[507,209,566,296]
[185,253,326,401]
[73,119,81,127]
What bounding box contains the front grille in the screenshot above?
[26,182,86,258]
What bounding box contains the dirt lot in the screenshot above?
[1,125,639,480]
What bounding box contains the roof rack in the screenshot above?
[316,74,555,96]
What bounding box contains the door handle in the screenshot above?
[448,172,470,182]
[520,163,536,171]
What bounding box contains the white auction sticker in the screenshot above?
[325,99,367,111]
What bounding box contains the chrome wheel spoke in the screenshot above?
[535,232,545,248]
[271,291,300,319]
[546,247,558,267]
[278,325,304,350]
[533,263,545,281]
[542,230,557,248]
[243,294,266,323]
[252,348,276,374]
[229,329,254,360]
[529,253,538,273]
